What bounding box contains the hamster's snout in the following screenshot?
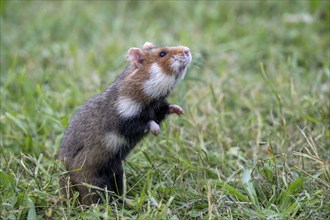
[184,48,190,56]
[166,46,192,76]
[182,47,192,64]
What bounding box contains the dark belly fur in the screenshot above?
[59,97,170,205]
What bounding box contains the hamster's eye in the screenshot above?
[159,51,167,57]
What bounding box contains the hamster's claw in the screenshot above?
[168,104,184,115]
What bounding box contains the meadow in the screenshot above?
[1,1,329,219]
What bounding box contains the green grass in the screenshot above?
[1,1,329,219]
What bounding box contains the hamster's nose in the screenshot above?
[184,48,190,56]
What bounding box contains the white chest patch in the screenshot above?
[117,97,142,118]
[143,63,176,99]
[104,132,127,154]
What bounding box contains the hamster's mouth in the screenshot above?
[173,54,192,74]
[178,64,187,73]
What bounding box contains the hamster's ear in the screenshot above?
[127,48,144,68]
[143,42,155,50]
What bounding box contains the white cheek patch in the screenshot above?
[117,97,142,118]
[104,132,127,154]
[143,63,176,98]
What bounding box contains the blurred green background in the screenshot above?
[1,1,329,219]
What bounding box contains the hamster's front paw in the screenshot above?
[168,104,184,115]
[149,120,160,136]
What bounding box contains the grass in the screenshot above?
[1,1,329,219]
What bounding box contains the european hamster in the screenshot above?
[58,42,192,205]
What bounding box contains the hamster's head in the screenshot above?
[126,42,192,99]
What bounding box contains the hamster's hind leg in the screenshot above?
[81,161,124,204]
